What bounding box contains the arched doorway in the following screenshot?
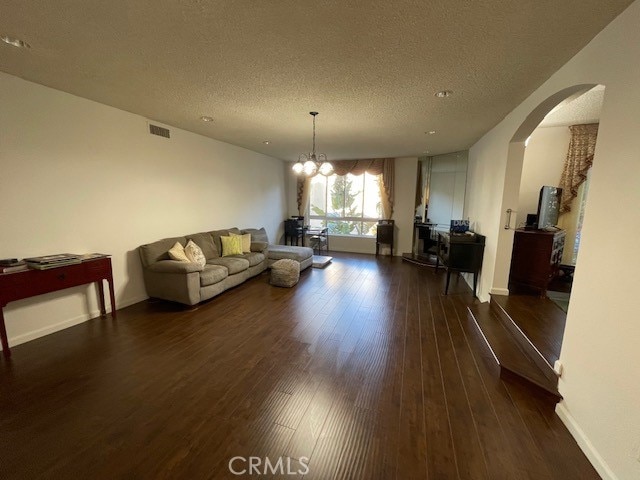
[489,83,603,370]
[491,84,600,295]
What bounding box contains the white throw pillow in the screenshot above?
[168,241,190,262]
[184,239,206,267]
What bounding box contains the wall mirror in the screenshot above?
[410,152,468,258]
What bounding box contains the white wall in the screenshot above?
[286,157,418,256]
[465,2,640,478]
[0,72,287,349]
[518,127,570,219]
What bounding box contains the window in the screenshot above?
[308,172,382,236]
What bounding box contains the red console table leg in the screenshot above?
[0,310,11,359]
[107,277,117,319]
[97,280,106,316]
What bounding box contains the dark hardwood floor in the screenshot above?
[492,294,567,366]
[0,254,598,479]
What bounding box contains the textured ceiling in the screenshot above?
[539,86,604,127]
[0,0,632,160]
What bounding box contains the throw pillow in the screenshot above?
[220,235,243,257]
[230,232,251,253]
[184,239,206,267]
[168,241,189,262]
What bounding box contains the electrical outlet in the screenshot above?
[553,360,563,376]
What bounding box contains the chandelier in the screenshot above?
[292,112,333,176]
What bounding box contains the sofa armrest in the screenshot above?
[250,241,268,253]
[147,260,204,274]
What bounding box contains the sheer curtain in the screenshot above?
[559,123,598,214]
[296,158,395,218]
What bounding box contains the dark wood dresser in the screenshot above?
[509,229,565,296]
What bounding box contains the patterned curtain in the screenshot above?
[559,123,598,214]
[296,177,311,217]
[296,158,395,218]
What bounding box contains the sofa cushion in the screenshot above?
[200,264,228,287]
[207,256,250,275]
[231,252,265,267]
[250,241,268,253]
[221,235,243,256]
[230,232,252,253]
[188,232,219,259]
[147,260,204,273]
[184,240,207,267]
[168,241,189,262]
[210,228,241,256]
[139,236,187,267]
[242,228,269,244]
[267,244,314,263]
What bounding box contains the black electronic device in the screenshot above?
[536,186,562,230]
[525,213,538,230]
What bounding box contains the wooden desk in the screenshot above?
[435,233,486,297]
[0,257,116,358]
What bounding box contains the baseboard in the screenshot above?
[1,294,148,351]
[490,287,510,296]
[556,402,618,480]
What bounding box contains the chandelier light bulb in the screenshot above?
[303,160,318,176]
[319,161,334,176]
[292,161,304,174]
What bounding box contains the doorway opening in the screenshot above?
[493,84,604,371]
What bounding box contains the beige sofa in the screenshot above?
[139,227,313,305]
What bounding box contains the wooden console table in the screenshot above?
[0,257,116,358]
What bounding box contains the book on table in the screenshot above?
[0,262,28,274]
[4,254,110,272]
[0,258,22,267]
[24,254,82,270]
[77,253,109,261]
[24,253,80,264]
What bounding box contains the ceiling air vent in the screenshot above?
[149,124,170,139]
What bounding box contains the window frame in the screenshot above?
[307,172,381,237]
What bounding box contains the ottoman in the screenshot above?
[270,259,300,287]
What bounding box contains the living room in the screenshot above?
[1,1,639,479]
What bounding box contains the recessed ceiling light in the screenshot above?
[262,140,270,145]
[200,116,213,122]
[435,90,453,98]
[1,35,30,48]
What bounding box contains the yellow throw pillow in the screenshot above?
[220,235,243,257]
[184,239,207,267]
[168,241,190,262]
[230,232,251,253]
